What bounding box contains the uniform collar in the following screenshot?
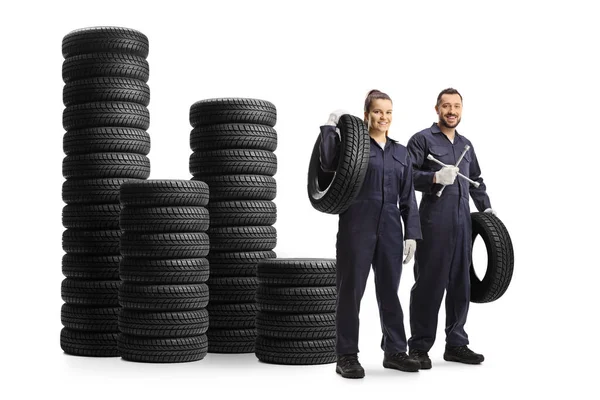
[370,136,398,149]
[431,123,461,139]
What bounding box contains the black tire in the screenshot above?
[62,178,136,205]
[119,258,209,284]
[62,53,149,83]
[190,98,276,128]
[255,337,336,365]
[207,328,256,353]
[208,201,276,227]
[190,124,277,151]
[190,149,277,177]
[256,312,336,340]
[62,204,121,230]
[208,251,276,277]
[62,254,120,280]
[63,77,150,107]
[61,278,120,306]
[119,207,209,232]
[61,304,120,332]
[120,232,210,258]
[208,226,276,252]
[207,303,258,329]
[257,258,336,286]
[119,180,209,207]
[256,286,337,314]
[63,102,149,131]
[62,229,121,255]
[119,283,209,311]
[60,328,119,357]
[207,277,259,304]
[118,334,208,363]
[62,153,150,180]
[62,26,149,58]
[470,212,514,303]
[63,127,150,155]
[118,309,209,337]
[193,175,276,201]
[307,114,370,214]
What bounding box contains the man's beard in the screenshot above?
[440,114,461,129]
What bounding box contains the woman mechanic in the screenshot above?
[319,89,422,378]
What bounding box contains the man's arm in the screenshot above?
[468,144,492,211]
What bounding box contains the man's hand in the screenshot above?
[434,166,458,185]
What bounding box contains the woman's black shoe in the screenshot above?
[336,354,365,379]
[383,352,420,372]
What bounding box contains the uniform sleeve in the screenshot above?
[468,144,492,211]
[319,125,340,173]
[399,151,423,240]
[406,133,440,194]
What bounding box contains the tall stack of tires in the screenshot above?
[117,180,210,363]
[189,98,278,353]
[255,259,337,365]
[60,26,151,357]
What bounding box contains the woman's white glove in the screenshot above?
[403,239,416,264]
[325,109,349,126]
[434,166,458,185]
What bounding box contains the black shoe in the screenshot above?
[409,348,432,370]
[383,352,420,372]
[443,345,485,364]
[336,354,365,379]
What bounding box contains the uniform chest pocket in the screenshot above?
[391,152,407,180]
[428,145,452,166]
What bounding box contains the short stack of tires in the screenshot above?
[255,259,337,365]
[189,98,278,353]
[117,180,210,363]
[60,26,151,357]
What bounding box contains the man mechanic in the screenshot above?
[406,88,496,369]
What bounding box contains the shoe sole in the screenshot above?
[336,366,365,379]
[418,360,432,370]
[382,361,420,372]
[443,354,484,364]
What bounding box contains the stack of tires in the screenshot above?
[189,98,278,353]
[60,26,151,357]
[255,259,337,365]
[117,180,210,363]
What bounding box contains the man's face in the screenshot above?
[436,93,462,129]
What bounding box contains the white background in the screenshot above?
[1,0,598,398]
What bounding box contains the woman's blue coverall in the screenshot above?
[320,125,422,355]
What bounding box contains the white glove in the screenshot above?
[434,166,459,185]
[325,109,349,126]
[484,208,497,216]
[403,239,416,264]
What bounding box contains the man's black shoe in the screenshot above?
[383,352,420,372]
[409,348,432,370]
[443,345,484,364]
[336,354,365,379]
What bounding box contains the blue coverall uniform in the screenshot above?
[320,125,422,355]
[406,123,491,351]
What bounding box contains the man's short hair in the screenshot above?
[436,88,463,107]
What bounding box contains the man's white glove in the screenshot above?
[403,239,416,264]
[484,208,497,216]
[325,109,349,126]
[434,166,459,185]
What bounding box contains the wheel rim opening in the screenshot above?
[472,235,488,281]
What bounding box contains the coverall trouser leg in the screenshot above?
[408,197,471,351]
[372,232,408,354]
